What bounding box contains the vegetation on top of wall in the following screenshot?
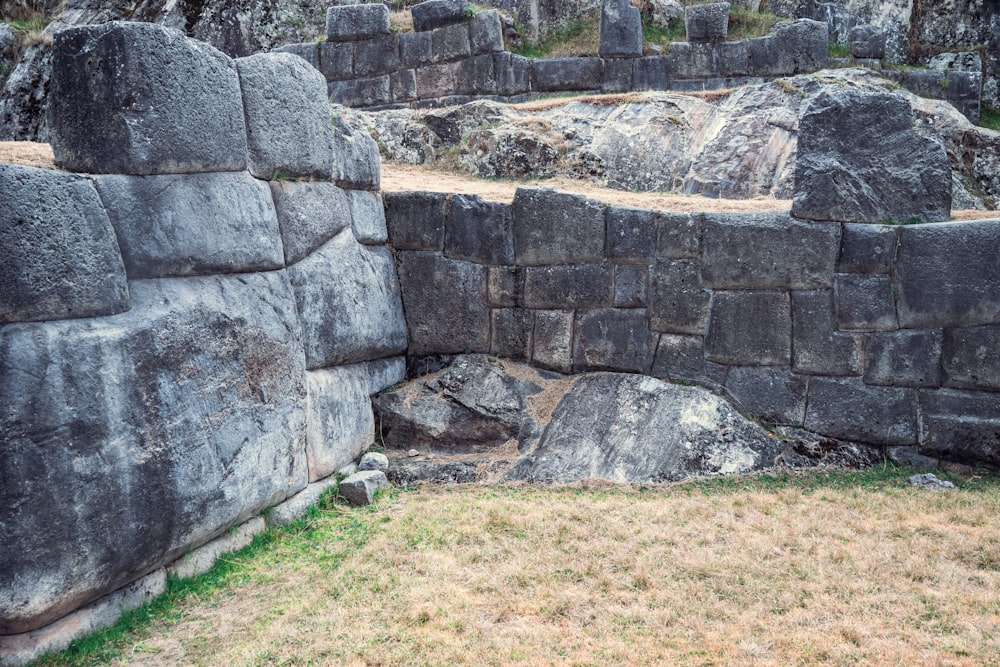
[510,10,600,59]
[979,104,1000,132]
[726,6,779,40]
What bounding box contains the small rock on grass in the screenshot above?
[907,473,957,490]
[339,470,389,506]
[359,451,389,472]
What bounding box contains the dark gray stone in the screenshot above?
[0,272,306,634]
[48,22,247,175]
[390,69,418,103]
[656,212,701,258]
[397,251,489,355]
[792,88,951,223]
[288,230,407,368]
[648,259,710,335]
[666,42,717,79]
[237,53,334,180]
[507,373,781,483]
[306,365,376,481]
[850,24,885,60]
[339,471,389,506]
[791,290,862,376]
[838,223,898,273]
[388,460,480,484]
[400,31,434,68]
[614,265,648,308]
[270,181,351,264]
[331,112,381,189]
[748,19,828,76]
[834,273,897,331]
[0,164,129,324]
[411,0,470,32]
[346,189,388,245]
[432,21,472,62]
[530,57,602,92]
[895,220,1000,328]
[524,263,613,309]
[95,172,283,278]
[716,40,750,77]
[607,205,656,262]
[319,41,354,80]
[353,34,401,78]
[415,62,458,98]
[633,56,670,90]
[329,75,392,107]
[455,54,499,96]
[531,309,573,373]
[385,191,448,250]
[864,329,942,388]
[326,4,391,41]
[445,194,514,264]
[685,2,729,42]
[601,57,635,93]
[805,377,917,445]
[705,290,791,365]
[488,266,524,307]
[273,42,320,70]
[573,308,657,373]
[600,0,643,57]
[725,366,808,426]
[512,188,606,265]
[701,212,839,289]
[469,9,505,55]
[651,334,720,386]
[918,389,1000,468]
[942,325,1000,390]
[491,308,532,359]
[495,52,530,96]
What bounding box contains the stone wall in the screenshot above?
[384,187,1000,468]
[0,22,404,665]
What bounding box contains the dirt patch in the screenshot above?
[0,141,56,169]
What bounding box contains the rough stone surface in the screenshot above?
[531,57,602,92]
[236,52,334,179]
[0,164,130,324]
[491,307,532,359]
[614,264,648,307]
[834,273,897,331]
[804,377,917,445]
[331,109,381,189]
[649,259,710,335]
[573,308,657,373]
[532,310,574,373]
[330,75,391,107]
[319,41,353,79]
[907,473,956,490]
[359,452,390,472]
[607,206,656,262]
[651,334,718,385]
[305,365,376,481]
[385,190,448,250]
[513,188,606,265]
[749,20,828,76]
[400,31,434,68]
[0,272,307,634]
[524,263,612,309]
[864,330,942,388]
[941,325,1000,391]
[339,470,389,506]
[168,517,264,580]
[918,388,1000,468]
[412,0,470,32]
[326,4,390,41]
[354,34,401,78]
[288,230,406,369]
[838,224,897,273]
[265,476,340,529]
[432,21,472,62]
[725,366,808,425]
[445,194,514,264]
[95,172,283,278]
[48,22,247,175]
[685,2,730,42]
[791,290,862,376]
[488,265,524,307]
[792,88,951,223]
[346,189,388,244]
[599,0,643,57]
[270,180,351,265]
[705,290,791,366]
[850,24,885,59]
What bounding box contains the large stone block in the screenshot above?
[346,189,388,245]
[400,31,434,68]
[445,194,514,264]
[834,273,897,331]
[701,212,839,289]
[838,223,897,273]
[648,259,710,335]
[791,88,951,223]
[531,309,574,373]
[607,205,655,261]
[326,4,390,41]
[705,290,791,365]
[685,3,729,42]
[805,377,917,445]
[319,41,354,80]
[0,272,307,634]
[390,69,418,103]
[657,212,701,258]
[288,230,407,368]
[455,54,499,96]
[385,190,448,250]
[725,366,808,425]
[305,364,376,482]
[942,325,1000,391]
[531,57,602,92]
[331,112,381,189]
[614,265,648,308]
[411,0,469,32]
[599,0,643,57]
[488,266,524,307]
[573,308,657,373]
[236,53,334,180]
[95,172,283,278]
[353,34,401,78]
[329,75,392,107]
[524,263,613,309]
[495,52,530,96]
[432,21,472,62]
[633,56,670,90]
[48,22,247,175]
[895,220,1000,328]
[396,251,490,355]
[415,61,459,98]
[469,9,505,55]
[270,180,351,265]
[0,164,129,324]
[273,42,320,70]
[864,329,942,388]
[748,19,828,76]
[491,308,532,359]
[791,290,862,375]
[512,188,606,265]
[667,42,716,79]
[918,389,1000,467]
[850,24,885,59]
[651,334,726,386]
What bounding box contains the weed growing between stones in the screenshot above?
[979,104,1000,132]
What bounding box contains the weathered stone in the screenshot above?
[600,0,643,57]
[326,4,390,41]
[388,460,480,485]
[633,56,670,90]
[607,206,655,263]
[524,263,613,309]
[432,21,472,62]
[445,194,514,264]
[864,329,942,388]
[339,470,389,506]
[396,251,490,355]
[601,58,634,93]
[507,373,781,483]
[531,57,602,92]
[918,388,1000,468]
[469,9,504,55]
[531,309,574,373]
[271,181,353,264]
[319,40,354,80]
[667,42,718,79]
[804,377,917,445]
[701,212,839,289]
[656,212,700,258]
[237,52,334,180]
[791,290,863,376]
[331,111,381,189]
[685,2,729,42]
[717,40,751,76]
[748,19,828,76]
[512,188,606,265]
[0,272,307,634]
[725,366,808,425]
[573,308,657,373]
[942,325,1000,391]
[357,452,389,473]
[353,34,401,78]
[648,259,710,335]
[390,69,418,103]
[895,220,1000,328]
[454,54,498,95]
[415,61,458,98]
[346,189,387,245]
[838,223,898,273]
[384,190,448,250]
[168,517,264,580]
[491,308,532,359]
[288,230,407,369]
[363,356,407,395]
[265,476,340,529]
[400,31,434,68]
[850,24,886,60]
[95,172,283,277]
[411,0,470,32]
[329,75,392,107]
[834,273,897,331]
[614,265,648,308]
[488,265,524,307]
[0,164,129,324]
[48,22,247,175]
[494,52,530,96]
[907,473,956,490]
[792,88,951,223]
[705,290,791,366]
[651,334,725,386]
[897,68,982,124]
[273,42,320,70]
[305,365,376,481]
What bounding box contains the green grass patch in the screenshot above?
[979,104,1000,132]
[727,7,779,40]
[828,41,851,58]
[642,18,685,51]
[511,13,600,59]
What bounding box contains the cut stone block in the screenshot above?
[805,377,917,445]
[415,61,459,98]
[495,52,530,96]
[339,470,389,506]
[524,263,613,309]
[942,324,1000,391]
[326,4,391,41]
[331,113,381,189]
[353,34,402,78]
[329,75,392,107]
[346,189,388,245]
[390,68,418,102]
[491,307,532,359]
[532,309,574,373]
[791,290,862,375]
[265,476,340,529]
[168,518,264,580]
[685,2,730,42]
[445,194,514,264]
[705,290,791,366]
[400,31,434,68]
[614,265,648,308]
[271,181,351,264]
[607,205,656,262]
[432,21,471,62]
[850,24,886,59]
[319,40,354,79]
[273,42,320,70]
[725,366,808,426]
[573,308,657,373]
[656,212,701,258]
[864,329,942,388]
[411,0,470,32]
[918,389,1000,467]
[834,273,897,331]
[488,265,524,307]
[838,223,898,273]
[469,9,505,55]
[748,19,828,76]
[531,57,602,92]
[512,188,606,265]
[600,0,644,57]
[385,190,448,250]
[634,55,670,90]
[455,54,498,95]
[306,364,376,481]
[649,259,710,335]
[651,334,726,386]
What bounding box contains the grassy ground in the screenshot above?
[33,466,1000,666]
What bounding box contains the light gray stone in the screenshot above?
[705,290,791,366]
[685,2,729,42]
[907,473,956,490]
[326,4,390,41]
[411,0,470,32]
[363,356,407,394]
[942,324,1000,391]
[600,0,643,57]
[265,476,341,529]
[329,75,392,107]
[48,22,247,174]
[287,230,407,369]
[331,110,381,189]
[359,452,390,473]
[864,329,942,388]
[339,470,389,506]
[346,189,388,245]
[573,308,657,374]
[236,52,334,180]
[306,365,376,482]
[804,377,917,445]
[0,163,129,324]
[168,517,265,580]
[273,42,320,70]
[319,40,354,80]
[95,172,283,278]
[269,180,351,265]
[648,259,710,335]
[513,188,606,265]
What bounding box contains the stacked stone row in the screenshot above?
[384,187,1000,469]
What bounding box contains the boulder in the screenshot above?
[359,452,390,472]
[339,470,389,506]
[685,2,729,43]
[269,180,351,265]
[792,88,951,223]
[649,0,684,28]
[305,364,377,482]
[0,164,130,324]
[411,0,470,32]
[326,4,390,42]
[599,0,643,57]
[236,52,334,180]
[850,24,885,60]
[469,9,505,55]
[48,22,247,175]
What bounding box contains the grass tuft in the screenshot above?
[979,104,1000,132]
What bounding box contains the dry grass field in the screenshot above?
[37,469,1000,667]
